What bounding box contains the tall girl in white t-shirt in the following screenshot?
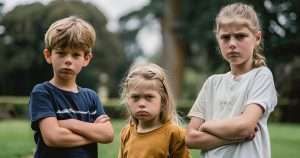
[186,3,277,158]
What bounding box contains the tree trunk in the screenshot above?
[160,0,186,99]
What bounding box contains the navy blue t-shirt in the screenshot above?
[29,82,105,158]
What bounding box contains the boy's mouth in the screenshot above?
[60,68,74,74]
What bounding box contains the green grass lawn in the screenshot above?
[1,119,300,158]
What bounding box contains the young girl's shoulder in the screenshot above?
[120,123,133,142]
[166,122,186,136]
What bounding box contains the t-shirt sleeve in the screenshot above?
[246,69,278,115]
[29,91,56,131]
[91,91,106,118]
[170,127,191,158]
[188,78,209,119]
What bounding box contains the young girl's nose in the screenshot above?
[137,99,146,108]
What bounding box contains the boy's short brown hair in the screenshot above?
[44,16,96,53]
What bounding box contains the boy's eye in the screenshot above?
[72,53,82,58]
[56,51,65,56]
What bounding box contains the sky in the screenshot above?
[1,0,161,55]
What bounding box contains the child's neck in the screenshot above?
[136,120,162,133]
[50,78,78,93]
[230,62,253,76]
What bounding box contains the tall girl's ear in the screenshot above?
[43,49,52,64]
[255,31,262,46]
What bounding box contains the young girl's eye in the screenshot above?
[131,95,140,101]
[145,95,154,101]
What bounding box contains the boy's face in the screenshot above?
[43,47,92,81]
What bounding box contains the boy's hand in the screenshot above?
[95,115,110,123]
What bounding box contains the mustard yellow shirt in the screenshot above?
[118,121,190,158]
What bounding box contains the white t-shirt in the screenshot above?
[188,66,277,158]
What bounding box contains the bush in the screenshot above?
[0,96,284,122]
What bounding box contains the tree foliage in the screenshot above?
[119,0,300,99]
[0,0,127,96]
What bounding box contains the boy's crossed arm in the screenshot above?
[39,115,114,148]
[58,115,114,143]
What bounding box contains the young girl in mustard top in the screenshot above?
[118,63,190,158]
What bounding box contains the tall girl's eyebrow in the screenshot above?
[233,32,248,36]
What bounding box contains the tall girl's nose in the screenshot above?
[228,38,237,50]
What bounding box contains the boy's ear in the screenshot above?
[43,49,52,64]
[83,52,93,67]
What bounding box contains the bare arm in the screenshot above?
[201,104,263,140]
[58,115,114,144]
[39,117,93,147]
[185,117,242,151]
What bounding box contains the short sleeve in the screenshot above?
[246,70,277,115]
[92,91,106,118]
[29,92,56,130]
[188,78,209,119]
[169,127,191,158]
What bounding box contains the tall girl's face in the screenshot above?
[216,23,261,68]
[127,80,162,125]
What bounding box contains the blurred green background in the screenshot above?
[1,0,300,157]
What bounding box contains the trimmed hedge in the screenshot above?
[0,96,193,119]
[0,96,286,122]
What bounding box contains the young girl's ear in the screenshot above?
[83,52,93,67]
[43,49,52,64]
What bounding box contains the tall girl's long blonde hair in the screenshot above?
[215,3,266,67]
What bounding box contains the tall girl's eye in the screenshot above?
[220,34,230,41]
[234,33,247,40]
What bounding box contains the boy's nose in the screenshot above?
[64,56,72,65]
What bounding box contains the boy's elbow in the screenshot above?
[43,135,61,147]
[96,128,114,144]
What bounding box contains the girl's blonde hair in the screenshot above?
[44,16,96,53]
[215,3,266,67]
[121,63,179,125]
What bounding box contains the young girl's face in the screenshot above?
[217,23,261,68]
[127,80,162,125]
